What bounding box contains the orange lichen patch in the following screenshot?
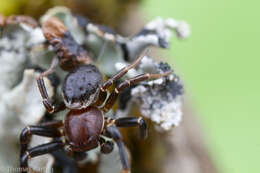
[0,14,6,27]
[6,15,38,28]
[42,17,68,41]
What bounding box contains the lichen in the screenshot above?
[0,17,55,173]
[0,6,190,173]
[117,56,184,131]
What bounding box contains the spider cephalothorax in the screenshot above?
[62,64,103,109]
[20,17,172,173]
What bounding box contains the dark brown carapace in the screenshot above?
[20,17,172,173]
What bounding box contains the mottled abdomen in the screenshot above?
[65,106,104,152]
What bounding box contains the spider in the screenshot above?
[19,17,172,173]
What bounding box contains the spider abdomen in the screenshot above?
[64,106,104,152]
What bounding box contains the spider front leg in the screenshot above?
[102,71,172,112]
[95,52,146,107]
[37,57,65,113]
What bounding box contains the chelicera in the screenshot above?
[19,17,172,173]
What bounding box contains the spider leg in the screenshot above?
[20,139,65,173]
[101,51,146,91]
[95,51,146,107]
[38,120,64,128]
[20,121,64,157]
[99,136,114,154]
[93,89,108,107]
[102,70,172,112]
[52,149,78,173]
[37,57,66,113]
[105,126,131,173]
[114,117,148,140]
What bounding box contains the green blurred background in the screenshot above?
[142,0,260,173]
[1,0,259,172]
